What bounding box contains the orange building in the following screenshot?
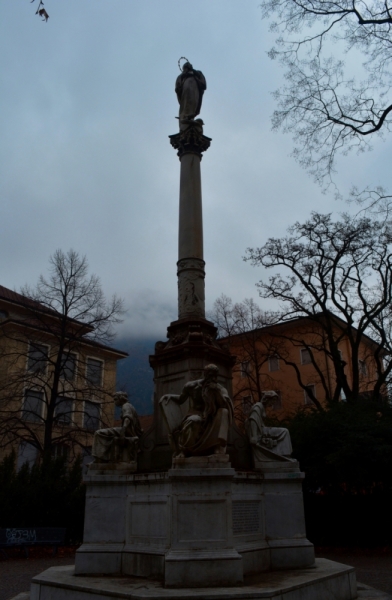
[219,314,382,424]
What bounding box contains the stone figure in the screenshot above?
[160,364,233,457]
[246,391,293,463]
[175,62,206,128]
[91,392,143,465]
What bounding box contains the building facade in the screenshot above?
[0,285,127,467]
[220,315,382,424]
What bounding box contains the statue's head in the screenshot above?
[114,391,128,407]
[261,390,278,404]
[204,364,219,381]
[182,61,193,72]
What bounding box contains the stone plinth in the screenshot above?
[74,458,314,587]
[140,317,243,473]
[165,458,243,587]
[31,559,357,600]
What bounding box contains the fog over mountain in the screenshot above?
[115,337,155,416]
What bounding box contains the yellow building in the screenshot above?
[0,285,127,468]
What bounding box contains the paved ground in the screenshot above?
[0,548,391,600]
[316,550,392,597]
[0,554,75,600]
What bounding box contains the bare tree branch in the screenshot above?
[0,250,125,461]
[245,211,392,403]
[261,0,392,186]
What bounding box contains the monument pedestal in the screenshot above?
[30,559,357,600]
[165,455,242,587]
[74,456,315,588]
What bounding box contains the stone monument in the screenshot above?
[27,60,358,600]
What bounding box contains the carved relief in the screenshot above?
[178,258,205,319]
[178,273,205,318]
[177,258,205,272]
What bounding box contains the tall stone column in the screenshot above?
[143,121,245,473]
[170,125,211,319]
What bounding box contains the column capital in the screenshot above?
[169,125,211,159]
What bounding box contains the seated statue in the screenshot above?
[91,392,143,465]
[246,391,293,464]
[160,364,234,457]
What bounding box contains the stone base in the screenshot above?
[75,462,315,587]
[172,454,230,468]
[88,461,137,474]
[30,559,357,599]
[165,549,243,587]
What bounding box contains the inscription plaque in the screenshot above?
[232,500,260,535]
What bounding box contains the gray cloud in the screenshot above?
[1,1,390,341]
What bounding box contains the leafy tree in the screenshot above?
[287,400,392,494]
[261,0,392,191]
[246,212,392,405]
[0,249,124,461]
[0,452,85,542]
[284,400,392,546]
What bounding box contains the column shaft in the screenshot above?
[177,152,205,319]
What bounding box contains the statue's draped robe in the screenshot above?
[92,403,142,462]
[175,69,206,122]
[171,379,234,456]
[246,402,292,459]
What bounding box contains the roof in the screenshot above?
[0,284,128,358]
[0,285,58,316]
[219,311,382,351]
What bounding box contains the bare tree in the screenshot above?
[261,0,392,188]
[245,212,392,405]
[210,295,284,424]
[0,249,125,462]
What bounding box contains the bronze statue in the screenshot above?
[175,61,206,129]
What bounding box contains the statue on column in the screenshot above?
[91,392,143,466]
[175,60,206,130]
[246,391,293,464]
[160,364,233,457]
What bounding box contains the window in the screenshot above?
[240,361,251,378]
[304,385,316,405]
[86,358,103,386]
[52,444,70,460]
[60,352,77,381]
[242,395,253,417]
[54,396,73,425]
[0,310,8,320]
[22,389,44,422]
[359,360,368,376]
[268,355,280,372]
[17,442,38,470]
[83,400,101,431]
[300,348,312,365]
[27,342,49,374]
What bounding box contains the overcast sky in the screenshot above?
[1,1,391,340]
